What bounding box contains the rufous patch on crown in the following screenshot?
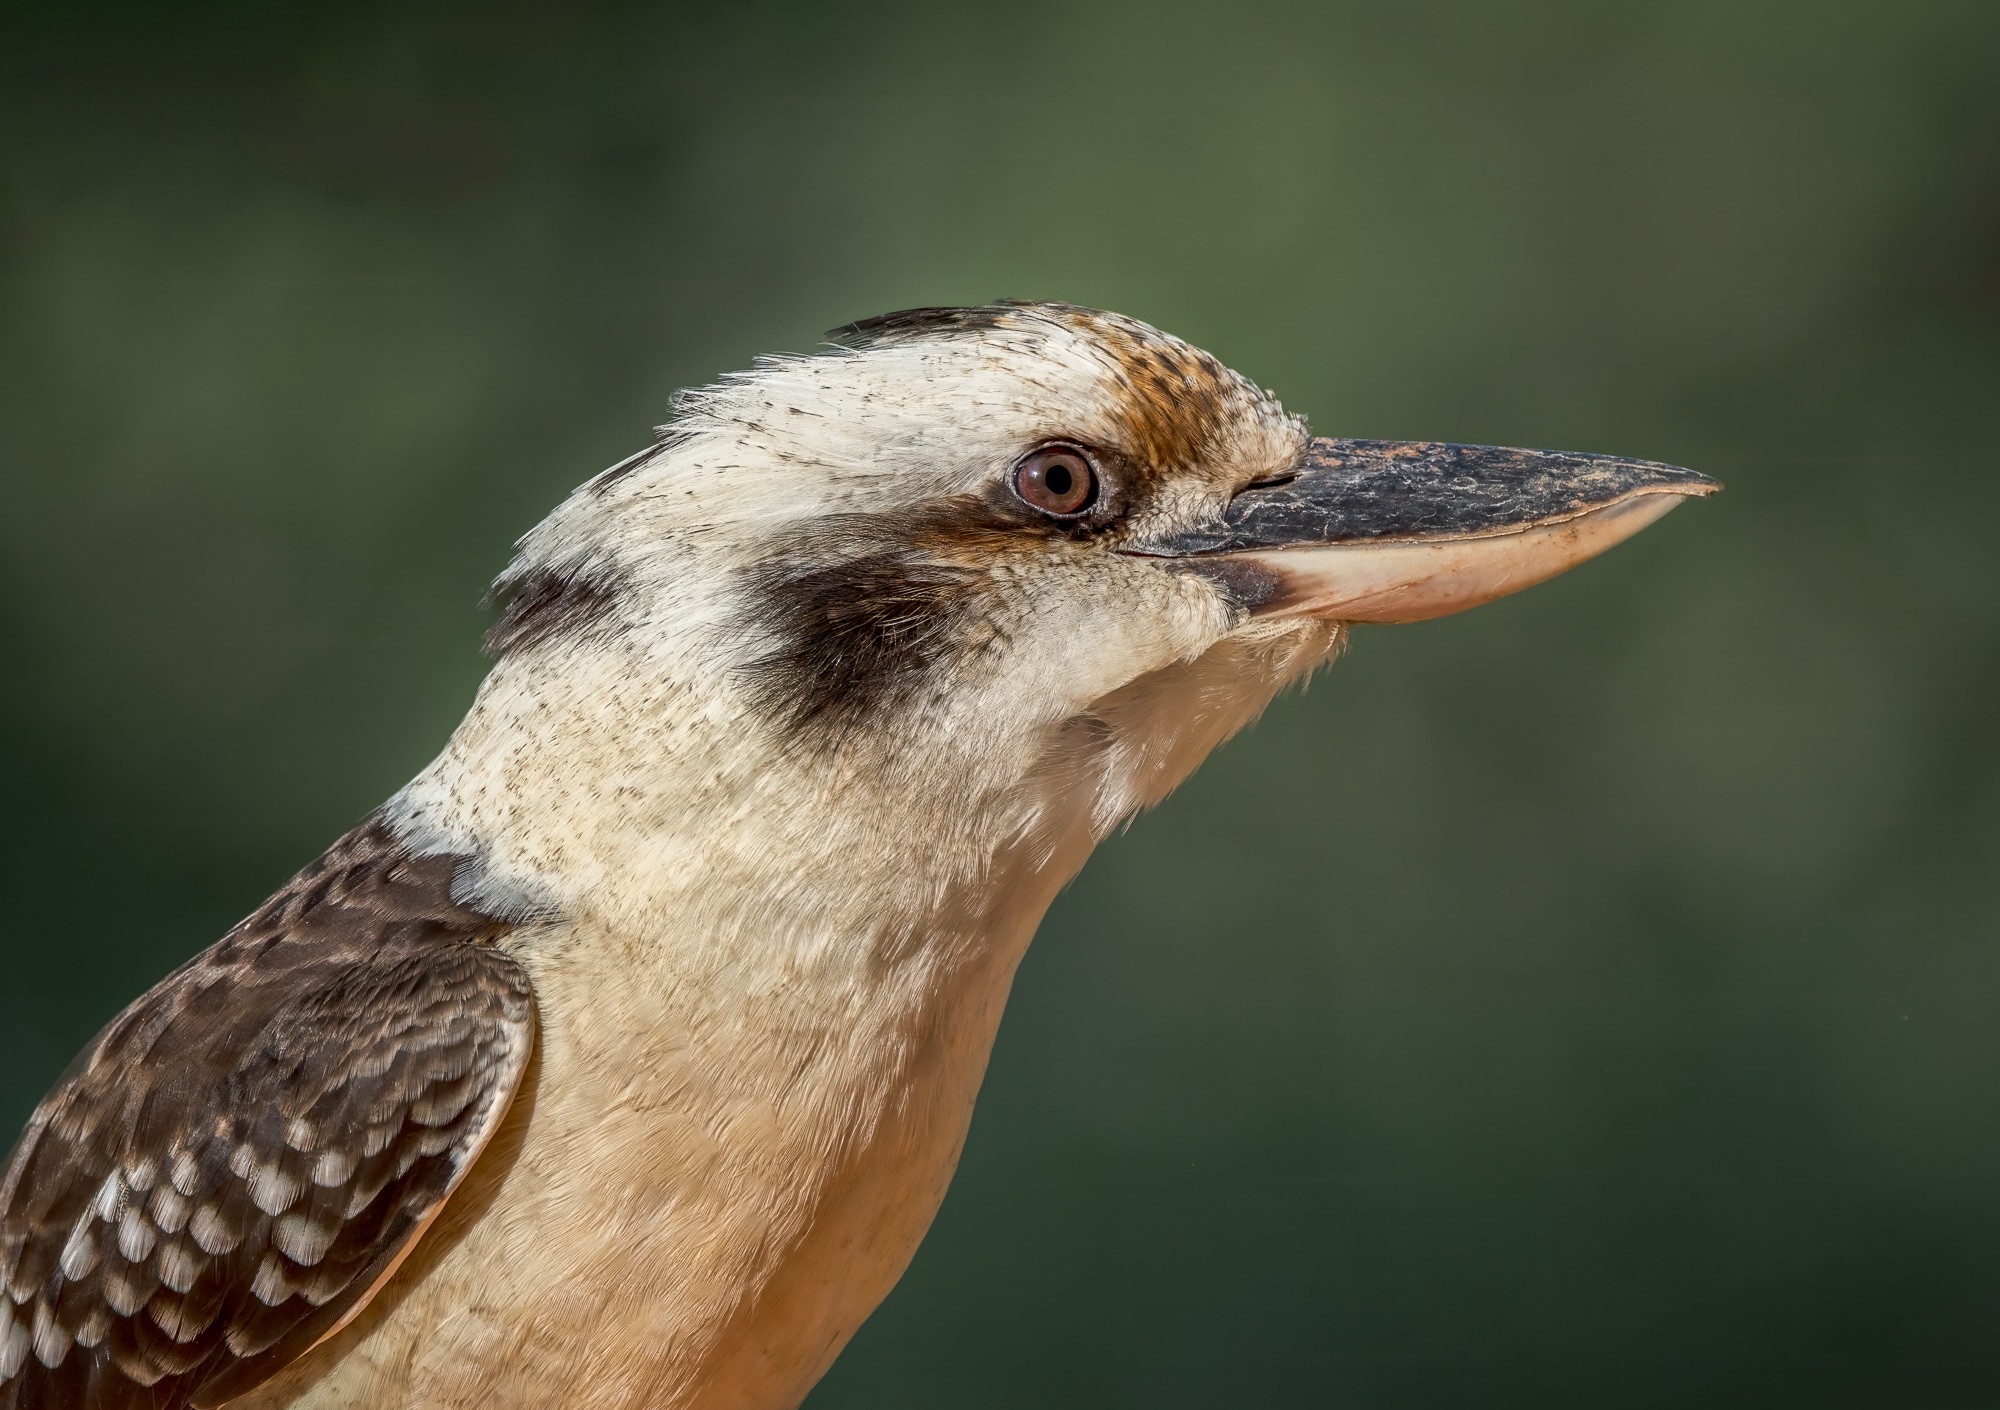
[1066,309,1249,474]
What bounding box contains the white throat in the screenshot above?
[386,615,1341,1003]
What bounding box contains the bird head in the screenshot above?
[402,303,1713,929]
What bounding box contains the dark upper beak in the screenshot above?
[1129,438,1719,623]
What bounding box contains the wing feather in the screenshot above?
[0,818,536,1410]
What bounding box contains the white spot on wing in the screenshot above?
[0,1299,29,1379]
[311,1147,358,1188]
[147,1296,201,1343]
[273,1212,333,1266]
[58,1218,100,1281]
[30,1299,70,1369]
[117,1205,157,1263]
[249,1163,301,1216]
[104,1271,146,1317]
[250,1253,291,1306]
[150,1184,191,1235]
[157,1240,201,1294]
[189,1204,242,1255]
[91,1169,125,1222]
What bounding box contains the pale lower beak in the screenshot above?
[1128,438,1719,623]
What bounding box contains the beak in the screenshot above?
[1131,438,1719,623]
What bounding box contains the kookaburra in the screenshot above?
[1,303,1714,1409]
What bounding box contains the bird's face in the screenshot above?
[479,303,1712,838]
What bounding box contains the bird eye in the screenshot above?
[1012,445,1098,517]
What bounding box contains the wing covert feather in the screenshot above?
[0,818,536,1410]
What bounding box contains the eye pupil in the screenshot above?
[1012,445,1099,517]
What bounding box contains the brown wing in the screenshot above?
[0,818,537,1410]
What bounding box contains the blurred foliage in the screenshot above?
[3,2,1998,1405]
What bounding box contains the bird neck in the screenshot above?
[384,618,1342,1002]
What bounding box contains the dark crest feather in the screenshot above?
[825,302,1042,349]
[483,562,624,658]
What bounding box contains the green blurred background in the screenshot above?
[4,2,1998,1405]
